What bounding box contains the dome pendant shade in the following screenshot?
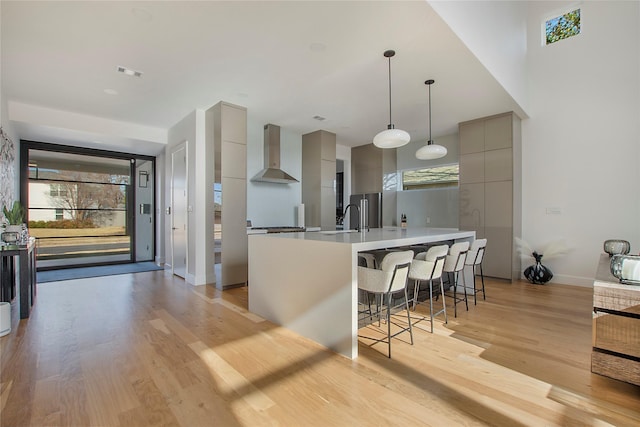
[416,79,447,160]
[416,141,447,160]
[373,50,410,149]
[374,127,411,149]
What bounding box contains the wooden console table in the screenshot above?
[0,237,37,319]
[592,254,640,386]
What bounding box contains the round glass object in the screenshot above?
[610,254,640,284]
[603,239,630,257]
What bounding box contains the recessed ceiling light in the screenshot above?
[313,115,326,121]
[117,66,143,78]
[104,89,118,95]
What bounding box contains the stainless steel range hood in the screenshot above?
[251,124,299,184]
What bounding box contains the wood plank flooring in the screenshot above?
[1,270,639,426]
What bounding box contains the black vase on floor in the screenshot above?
[524,251,553,284]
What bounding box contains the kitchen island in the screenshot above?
[248,227,475,358]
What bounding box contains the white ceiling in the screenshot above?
[2,1,524,156]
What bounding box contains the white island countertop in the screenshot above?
[269,227,475,249]
[248,227,475,358]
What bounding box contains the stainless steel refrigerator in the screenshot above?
[349,193,382,230]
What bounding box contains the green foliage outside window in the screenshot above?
[546,9,580,45]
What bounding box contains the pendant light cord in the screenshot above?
[428,82,431,143]
[374,50,410,149]
[387,55,392,127]
[425,79,435,145]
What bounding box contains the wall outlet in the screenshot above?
[426,217,431,224]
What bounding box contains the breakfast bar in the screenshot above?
[248,227,475,358]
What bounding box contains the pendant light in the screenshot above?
[373,50,410,149]
[416,79,447,160]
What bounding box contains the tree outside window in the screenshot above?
[546,9,581,45]
[46,172,127,226]
[402,164,459,190]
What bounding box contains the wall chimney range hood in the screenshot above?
[251,124,299,184]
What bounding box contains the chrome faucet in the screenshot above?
[343,203,361,232]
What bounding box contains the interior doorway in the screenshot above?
[170,143,187,279]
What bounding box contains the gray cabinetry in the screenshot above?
[351,144,383,195]
[302,130,336,229]
[210,101,247,289]
[351,144,397,227]
[459,112,520,281]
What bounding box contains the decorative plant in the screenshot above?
[515,237,571,284]
[2,201,26,225]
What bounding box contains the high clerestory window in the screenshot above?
[402,164,459,191]
[545,8,581,45]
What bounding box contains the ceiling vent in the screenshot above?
[116,66,143,78]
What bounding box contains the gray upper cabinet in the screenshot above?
[484,114,513,151]
[350,144,398,227]
[210,101,248,289]
[302,130,336,230]
[351,144,383,195]
[459,120,485,154]
[459,112,521,281]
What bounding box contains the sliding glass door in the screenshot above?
[21,143,154,269]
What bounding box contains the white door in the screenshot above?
[171,144,187,278]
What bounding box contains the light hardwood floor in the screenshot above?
[1,270,639,426]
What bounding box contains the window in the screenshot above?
[24,144,156,268]
[26,148,135,268]
[49,183,68,197]
[545,8,581,45]
[402,164,459,190]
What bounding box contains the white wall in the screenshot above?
[426,1,639,286]
[246,114,302,227]
[429,0,529,114]
[155,151,166,265]
[522,1,640,286]
[193,108,213,286]
[0,3,3,130]
[8,102,166,146]
[0,2,19,210]
[165,110,200,284]
[245,119,350,230]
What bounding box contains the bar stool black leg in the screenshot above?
[480,264,486,300]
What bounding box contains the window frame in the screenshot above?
[20,140,156,270]
[400,163,460,192]
[542,4,582,46]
